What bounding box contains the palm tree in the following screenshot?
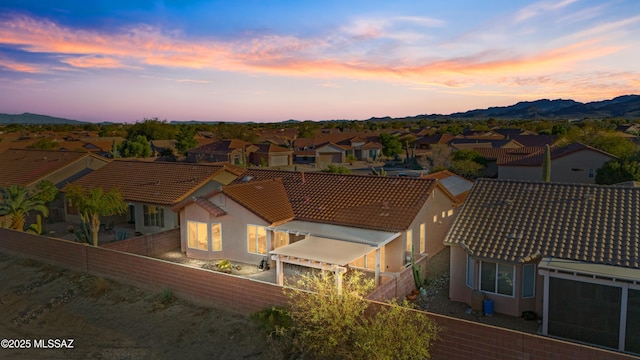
[64,185,127,247]
[0,185,49,231]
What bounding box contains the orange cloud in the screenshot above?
[0,59,41,73]
[62,56,128,69]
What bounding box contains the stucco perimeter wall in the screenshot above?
[367,301,638,360]
[368,254,427,301]
[101,229,180,256]
[1,229,637,359]
[0,228,286,315]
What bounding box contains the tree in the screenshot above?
[27,138,59,150]
[127,118,177,140]
[451,149,486,165]
[269,270,439,359]
[175,124,198,154]
[118,135,152,158]
[0,184,51,231]
[64,185,127,246]
[596,159,640,185]
[449,159,483,180]
[428,144,452,169]
[379,133,402,158]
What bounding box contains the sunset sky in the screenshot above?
[0,0,639,123]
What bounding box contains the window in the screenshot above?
[448,209,454,217]
[406,229,413,253]
[419,223,426,253]
[66,198,79,215]
[273,231,288,249]
[466,255,475,288]
[247,225,267,255]
[588,168,595,178]
[433,215,438,223]
[442,211,446,218]
[211,223,222,251]
[187,221,208,250]
[522,264,535,298]
[143,205,164,227]
[480,261,514,296]
[350,248,384,271]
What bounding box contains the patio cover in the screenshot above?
[269,220,399,247]
[538,257,640,283]
[270,236,375,266]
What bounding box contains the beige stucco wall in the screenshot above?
[498,150,615,183]
[405,186,458,259]
[179,193,270,265]
[449,245,544,317]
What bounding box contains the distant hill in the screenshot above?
[3,95,639,125]
[409,95,640,121]
[0,113,88,125]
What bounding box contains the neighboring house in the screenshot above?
[423,170,473,202]
[474,147,543,178]
[444,179,640,354]
[65,160,245,235]
[293,132,383,164]
[249,143,293,167]
[186,139,258,164]
[172,169,460,289]
[0,148,110,222]
[314,142,346,167]
[449,138,523,151]
[498,142,617,183]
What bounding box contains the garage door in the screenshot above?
[270,155,289,166]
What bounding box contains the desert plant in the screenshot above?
[26,214,44,235]
[73,214,91,244]
[216,259,233,272]
[411,246,424,290]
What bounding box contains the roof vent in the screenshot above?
[241,176,254,182]
[583,193,595,200]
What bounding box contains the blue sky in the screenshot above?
[0,0,638,123]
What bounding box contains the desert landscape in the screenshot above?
[0,252,270,360]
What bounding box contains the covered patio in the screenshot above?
[268,221,401,293]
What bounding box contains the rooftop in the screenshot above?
[445,179,640,269]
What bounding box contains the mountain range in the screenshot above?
[1,95,639,125]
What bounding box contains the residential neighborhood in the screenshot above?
[1,120,639,358]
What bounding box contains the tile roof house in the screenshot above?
[0,148,110,223]
[0,149,109,189]
[293,133,383,164]
[172,169,460,290]
[444,179,640,354]
[423,170,473,202]
[498,142,617,183]
[249,143,293,167]
[186,139,258,165]
[65,160,245,236]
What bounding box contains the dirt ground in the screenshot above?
[0,252,271,360]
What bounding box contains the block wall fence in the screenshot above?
[0,228,636,360]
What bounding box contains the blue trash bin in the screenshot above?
[483,299,494,316]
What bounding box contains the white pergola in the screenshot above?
[268,222,400,293]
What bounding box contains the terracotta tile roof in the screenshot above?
[230,169,440,232]
[508,134,557,147]
[445,179,640,269]
[187,139,255,155]
[423,170,473,202]
[413,134,455,146]
[502,143,617,167]
[222,179,295,225]
[194,197,227,217]
[67,160,240,206]
[361,141,382,150]
[254,143,293,153]
[0,149,108,187]
[474,147,543,165]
